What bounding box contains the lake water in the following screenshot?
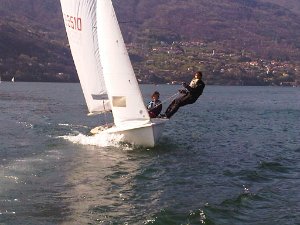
[0,82,299,225]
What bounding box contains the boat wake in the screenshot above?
[60,132,126,148]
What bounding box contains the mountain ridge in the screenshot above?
[0,0,299,84]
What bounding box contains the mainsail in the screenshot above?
[96,0,150,127]
[60,0,111,114]
[60,0,150,128]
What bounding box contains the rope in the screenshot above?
[161,92,180,104]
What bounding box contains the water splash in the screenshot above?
[58,123,89,128]
[0,210,16,215]
[17,121,33,129]
[60,132,126,148]
[4,176,19,184]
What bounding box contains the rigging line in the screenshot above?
[161,92,180,104]
[148,92,180,110]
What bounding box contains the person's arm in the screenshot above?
[183,81,204,93]
[182,82,194,92]
[147,101,153,109]
[157,101,162,114]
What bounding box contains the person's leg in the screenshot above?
[165,103,180,118]
[165,95,191,118]
[165,95,186,118]
[165,99,176,115]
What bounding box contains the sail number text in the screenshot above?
[64,14,82,31]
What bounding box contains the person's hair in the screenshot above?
[195,71,202,78]
[151,91,160,98]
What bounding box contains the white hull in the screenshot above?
[90,118,168,147]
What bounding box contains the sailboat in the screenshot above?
[60,0,168,147]
[11,77,15,82]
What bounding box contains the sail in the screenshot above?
[60,0,111,114]
[96,0,150,127]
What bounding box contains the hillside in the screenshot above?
[0,0,299,85]
[260,0,300,15]
[116,0,300,59]
[0,0,76,82]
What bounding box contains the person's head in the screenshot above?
[151,91,160,100]
[194,71,202,80]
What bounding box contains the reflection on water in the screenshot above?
[59,145,166,224]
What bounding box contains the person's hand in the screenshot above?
[178,89,187,94]
[182,82,188,88]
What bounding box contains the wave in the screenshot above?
[143,208,207,225]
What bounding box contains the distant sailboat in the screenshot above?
[60,0,167,147]
[11,77,15,82]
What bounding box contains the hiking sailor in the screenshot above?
[163,71,205,118]
[147,91,162,118]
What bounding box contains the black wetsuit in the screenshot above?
[165,79,205,118]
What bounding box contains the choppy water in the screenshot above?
[0,82,299,225]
